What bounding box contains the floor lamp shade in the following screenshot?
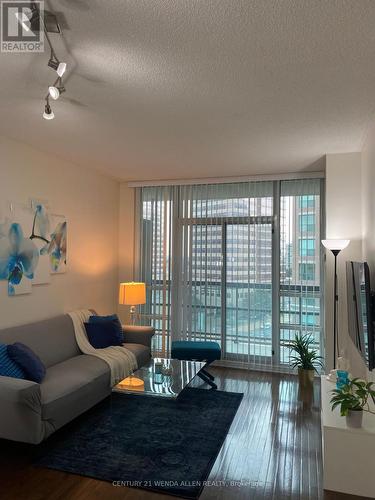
[321,239,350,252]
[119,282,146,306]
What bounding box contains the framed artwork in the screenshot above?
[0,199,67,296]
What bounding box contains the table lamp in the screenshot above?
[119,282,146,324]
[321,239,350,369]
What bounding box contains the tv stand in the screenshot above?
[321,376,375,498]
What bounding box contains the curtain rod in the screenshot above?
[127,171,325,188]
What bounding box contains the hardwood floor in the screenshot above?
[0,368,368,500]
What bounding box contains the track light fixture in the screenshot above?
[33,1,67,120]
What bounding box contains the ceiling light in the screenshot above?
[15,11,30,32]
[43,102,54,120]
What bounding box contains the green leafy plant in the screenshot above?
[282,333,323,371]
[330,378,375,416]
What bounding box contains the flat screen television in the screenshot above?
[346,261,375,370]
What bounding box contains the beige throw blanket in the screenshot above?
[68,309,137,386]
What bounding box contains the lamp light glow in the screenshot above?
[117,376,145,391]
[322,239,350,252]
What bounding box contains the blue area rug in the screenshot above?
[35,388,243,498]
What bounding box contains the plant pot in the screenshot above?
[346,409,363,428]
[298,367,315,387]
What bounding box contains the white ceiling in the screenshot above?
[1,0,375,181]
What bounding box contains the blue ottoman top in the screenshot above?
[171,340,221,362]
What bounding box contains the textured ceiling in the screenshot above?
[1,0,375,181]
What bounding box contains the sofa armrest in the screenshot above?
[0,376,45,444]
[0,375,41,408]
[122,325,155,348]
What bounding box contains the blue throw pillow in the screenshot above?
[85,320,124,349]
[7,342,46,383]
[89,314,124,342]
[0,343,26,379]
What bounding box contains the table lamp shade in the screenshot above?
[119,282,146,306]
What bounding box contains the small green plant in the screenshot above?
[282,333,323,371]
[331,378,375,416]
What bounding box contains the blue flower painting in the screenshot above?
[0,201,67,296]
[0,223,39,295]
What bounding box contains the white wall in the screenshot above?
[362,120,375,277]
[325,152,369,378]
[0,136,120,328]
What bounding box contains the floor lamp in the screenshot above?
[322,239,350,369]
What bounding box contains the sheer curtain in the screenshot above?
[135,178,324,371]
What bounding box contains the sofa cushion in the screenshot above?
[7,342,46,383]
[0,343,26,379]
[124,343,151,368]
[0,315,80,368]
[40,355,110,430]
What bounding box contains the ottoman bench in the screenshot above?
[171,340,221,389]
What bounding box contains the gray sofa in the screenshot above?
[0,313,154,444]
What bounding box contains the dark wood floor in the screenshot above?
[0,368,368,500]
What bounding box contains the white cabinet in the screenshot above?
[321,376,375,498]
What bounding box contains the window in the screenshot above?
[299,195,315,209]
[299,214,315,233]
[299,238,315,256]
[137,178,324,371]
[299,263,316,281]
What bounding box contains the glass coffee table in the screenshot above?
[112,358,206,399]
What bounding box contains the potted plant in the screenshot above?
[330,378,375,428]
[283,333,323,387]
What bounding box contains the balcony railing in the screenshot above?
[139,280,322,364]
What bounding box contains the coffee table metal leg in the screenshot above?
[201,368,215,380]
[198,369,217,389]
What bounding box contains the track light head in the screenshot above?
[48,77,66,100]
[48,86,59,100]
[43,101,54,120]
[57,62,66,77]
[48,58,66,77]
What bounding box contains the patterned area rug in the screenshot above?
[35,388,243,498]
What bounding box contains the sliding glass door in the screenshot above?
[225,222,273,364]
[136,178,324,371]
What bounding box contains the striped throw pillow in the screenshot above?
[0,343,26,379]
